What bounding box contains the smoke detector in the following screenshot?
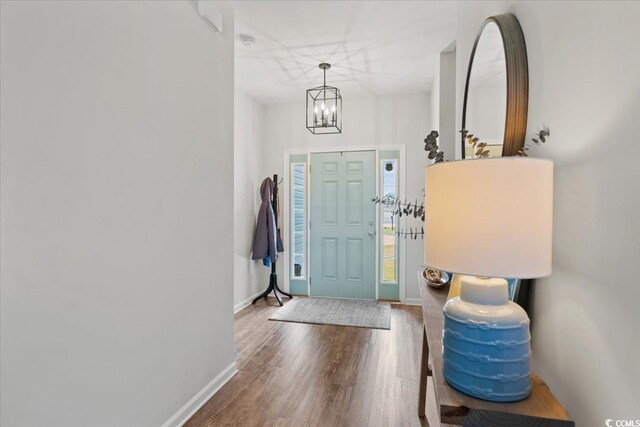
[238,34,256,49]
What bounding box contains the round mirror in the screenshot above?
[461,14,528,158]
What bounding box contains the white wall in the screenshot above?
[431,68,441,146]
[0,2,236,426]
[431,46,456,162]
[438,48,457,160]
[262,93,432,301]
[234,91,269,309]
[456,2,640,425]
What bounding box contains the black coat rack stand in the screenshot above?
[252,174,293,307]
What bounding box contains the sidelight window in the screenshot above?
[380,159,398,283]
[290,163,306,279]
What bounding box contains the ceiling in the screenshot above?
[232,1,459,104]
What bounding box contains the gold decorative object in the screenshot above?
[425,268,442,283]
[422,267,449,289]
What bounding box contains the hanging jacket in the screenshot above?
[252,177,284,264]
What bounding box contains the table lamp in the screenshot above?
[425,157,553,402]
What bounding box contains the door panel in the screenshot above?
[322,238,338,280]
[310,151,376,299]
[346,180,363,225]
[346,238,363,281]
[322,181,338,225]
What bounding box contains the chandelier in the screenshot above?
[306,63,342,134]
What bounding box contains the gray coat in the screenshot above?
[251,177,284,262]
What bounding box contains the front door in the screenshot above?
[310,151,376,299]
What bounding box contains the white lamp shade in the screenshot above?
[425,158,553,279]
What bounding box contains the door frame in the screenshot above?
[282,144,407,303]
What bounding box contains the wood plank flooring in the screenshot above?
[186,298,440,427]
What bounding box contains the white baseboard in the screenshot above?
[233,290,265,314]
[404,297,422,306]
[161,361,238,427]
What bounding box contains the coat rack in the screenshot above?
[252,174,293,306]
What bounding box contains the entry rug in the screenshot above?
[269,297,391,330]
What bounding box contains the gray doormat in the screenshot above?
[269,297,391,330]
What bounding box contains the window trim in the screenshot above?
[289,162,307,280]
[379,158,399,285]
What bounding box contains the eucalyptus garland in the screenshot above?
[518,127,550,156]
[424,130,445,162]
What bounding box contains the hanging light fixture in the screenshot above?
[306,63,342,134]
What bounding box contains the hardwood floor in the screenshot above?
[186,298,440,427]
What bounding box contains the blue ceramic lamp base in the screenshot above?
[442,275,532,402]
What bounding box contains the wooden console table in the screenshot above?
[418,279,574,426]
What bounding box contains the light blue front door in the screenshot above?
[310,151,376,299]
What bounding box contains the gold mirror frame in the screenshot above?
[461,13,529,158]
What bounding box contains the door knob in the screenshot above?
[368,230,376,237]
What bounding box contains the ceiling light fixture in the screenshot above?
[306,63,342,135]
